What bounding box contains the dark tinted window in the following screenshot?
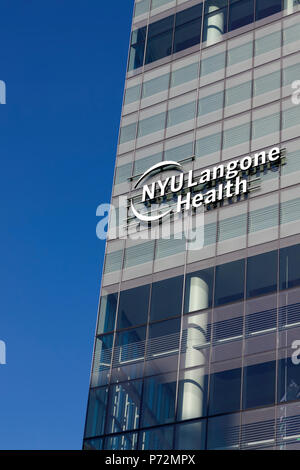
[209,368,242,415]
[145,30,173,64]
[97,293,118,334]
[148,16,174,38]
[150,275,183,321]
[243,361,276,409]
[139,426,174,450]
[141,373,177,427]
[278,357,300,403]
[174,18,202,53]
[85,387,108,438]
[228,0,254,31]
[207,413,240,450]
[175,420,206,450]
[255,0,282,20]
[246,251,278,298]
[215,259,245,306]
[117,285,150,329]
[279,244,300,290]
[175,4,202,26]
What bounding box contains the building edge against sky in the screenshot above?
[84,0,300,450]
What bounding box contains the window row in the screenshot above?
[101,244,300,332]
[129,0,286,71]
[125,34,300,109]
[85,357,300,441]
[120,92,300,146]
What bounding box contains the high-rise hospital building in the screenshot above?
[84,0,300,450]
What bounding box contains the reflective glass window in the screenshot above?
[106,380,142,433]
[279,244,300,290]
[246,251,278,299]
[145,17,174,64]
[150,275,183,322]
[105,432,138,450]
[207,413,240,449]
[209,367,242,415]
[215,259,245,306]
[85,387,108,438]
[278,357,300,403]
[139,425,174,450]
[255,0,282,20]
[243,361,276,409]
[175,420,206,450]
[174,18,201,53]
[117,285,150,329]
[228,0,254,31]
[141,373,177,427]
[97,293,118,335]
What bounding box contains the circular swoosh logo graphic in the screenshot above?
[131,160,184,222]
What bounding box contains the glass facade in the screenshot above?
[84,0,300,450]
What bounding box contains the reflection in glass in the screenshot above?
[246,251,278,298]
[117,285,150,330]
[280,244,300,290]
[215,259,245,306]
[85,387,108,438]
[139,425,174,450]
[106,380,142,434]
[175,420,206,450]
[209,367,242,415]
[150,275,183,322]
[243,361,276,409]
[141,373,177,427]
[97,293,118,335]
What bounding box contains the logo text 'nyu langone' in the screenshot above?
[131,146,286,223]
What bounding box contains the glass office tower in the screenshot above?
[83,0,300,450]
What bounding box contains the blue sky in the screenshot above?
[0,0,133,449]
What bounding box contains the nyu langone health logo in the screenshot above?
[131,146,285,221]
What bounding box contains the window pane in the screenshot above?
[184,268,214,313]
[150,275,183,321]
[278,357,300,403]
[201,52,226,76]
[195,131,222,157]
[255,30,281,56]
[228,42,252,66]
[105,432,138,450]
[115,162,132,185]
[215,259,245,306]
[119,122,137,144]
[134,0,150,17]
[85,387,108,438]
[255,0,282,20]
[173,19,201,53]
[225,81,251,107]
[223,122,250,148]
[117,285,150,329]
[145,31,173,64]
[113,327,146,380]
[254,70,280,96]
[209,367,242,415]
[228,0,254,31]
[146,317,181,375]
[243,361,276,409]
[124,84,141,105]
[198,91,224,115]
[134,152,162,175]
[148,16,174,38]
[106,380,142,433]
[280,244,300,290]
[139,425,174,450]
[131,27,147,45]
[175,420,206,450]
[141,373,177,427]
[124,241,155,268]
[164,141,193,162]
[176,4,203,26]
[92,335,114,387]
[142,73,170,98]
[128,43,145,71]
[207,413,240,449]
[97,293,118,335]
[171,62,199,88]
[177,367,208,420]
[252,113,280,139]
[138,112,166,137]
[167,101,196,127]
[246,251,278,298]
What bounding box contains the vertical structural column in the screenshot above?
[181,277,209,420]
[206,4,225,46]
